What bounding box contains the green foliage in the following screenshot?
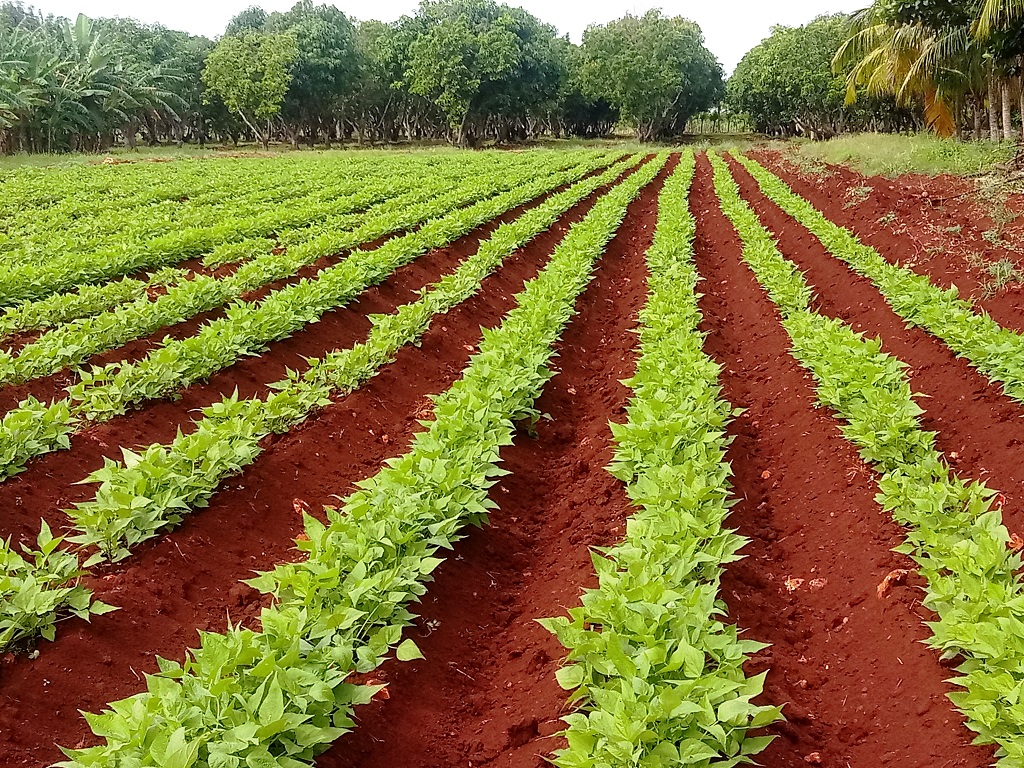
[0,268,185,339]
[398,0,566,143]
[543,154,781,767]
[0,0,727,147]
[58,152,667,768]
[730,15,866,138]
[0,521,114,651]
[0,10,193,153]
[792,131,1015,175]
[224,5,270,38]
[831,0,1023,138]
[265,1,361,128]
[0,153,439,304]
[0,158,495,383]
[65,153,637,563]
[0,151,610,492]
[736,153,1024,405]
[712,149,1024,765]
[576,10,724,141]
[202,30,299,146]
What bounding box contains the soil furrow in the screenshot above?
[750,149,1024,333]
[0,162,614,417]
[313,154,672,768]
[0,160,641,768]
[0,167,625,547]
[690,152,990,768]
[726,152,1024,538]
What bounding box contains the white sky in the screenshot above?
[24,0,869,72]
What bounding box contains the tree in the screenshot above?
[576,10,724,141]
[266,2,360,147]
[224,6,268,38]
[201,30,297,149]
[349,18,445,144]
[0,9,193,153]
[729,14,912,138]
[555,43,618,138]
[833,0,1024,139]
[398,0,566,145]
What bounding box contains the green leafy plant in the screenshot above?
[0,522,114,650]
[0,151,575,385]
[735,152,1024,406]
[58,152,668,768]
[712,150,1024,766]
[0,151,617,482]
[67,154,644,562]
[542,153,781,767]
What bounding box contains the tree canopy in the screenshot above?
[0,0,734,151]
[576,11,724,142]
[201,30,298,149]
[833,0,1024,138]
[729,14,919,138]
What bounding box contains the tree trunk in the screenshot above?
[1003,80,1015,140]
[989,72,1001,140]
[974,97,983,140]
[125,119,138,149]
[1019,75,1024,139]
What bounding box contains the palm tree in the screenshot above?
[0,12,191,152]
[835,6,984,137]
[977,0,1024,38]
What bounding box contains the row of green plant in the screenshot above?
[56,153,668,768]
[68,154,641,562]
[0,151,443,260]
[200,238,277,269]
[734,153,1024,406]
[198,149,595,270]
[0,150,592,383]
[0,521,114,651]
[711,150,1024,766]
[0,155,623,655]
[0,154,393,270]
[543,153,781,767]
[0,152,340,220]
[0,152,630,650]
[0,150,560,306]
[0,149,425,222]
[0,169,393,302]
[0,155,641,651]
[0,267,188,339]
[0,153,612,482]
[0,152,532,335]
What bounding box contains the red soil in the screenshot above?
[0,159,647,767]
[725,152,1024,538]
[316,156,671,768]
[751,148,1024,333]
[0,150,1012,768]
[690,152,992,768]
[0,165,625,549]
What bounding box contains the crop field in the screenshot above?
[2,146,1024,768]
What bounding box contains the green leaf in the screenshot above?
[396,639,424,662]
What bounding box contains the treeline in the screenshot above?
[0,0,725,152]
[729,15,919,139]
[729,2,1024,141]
